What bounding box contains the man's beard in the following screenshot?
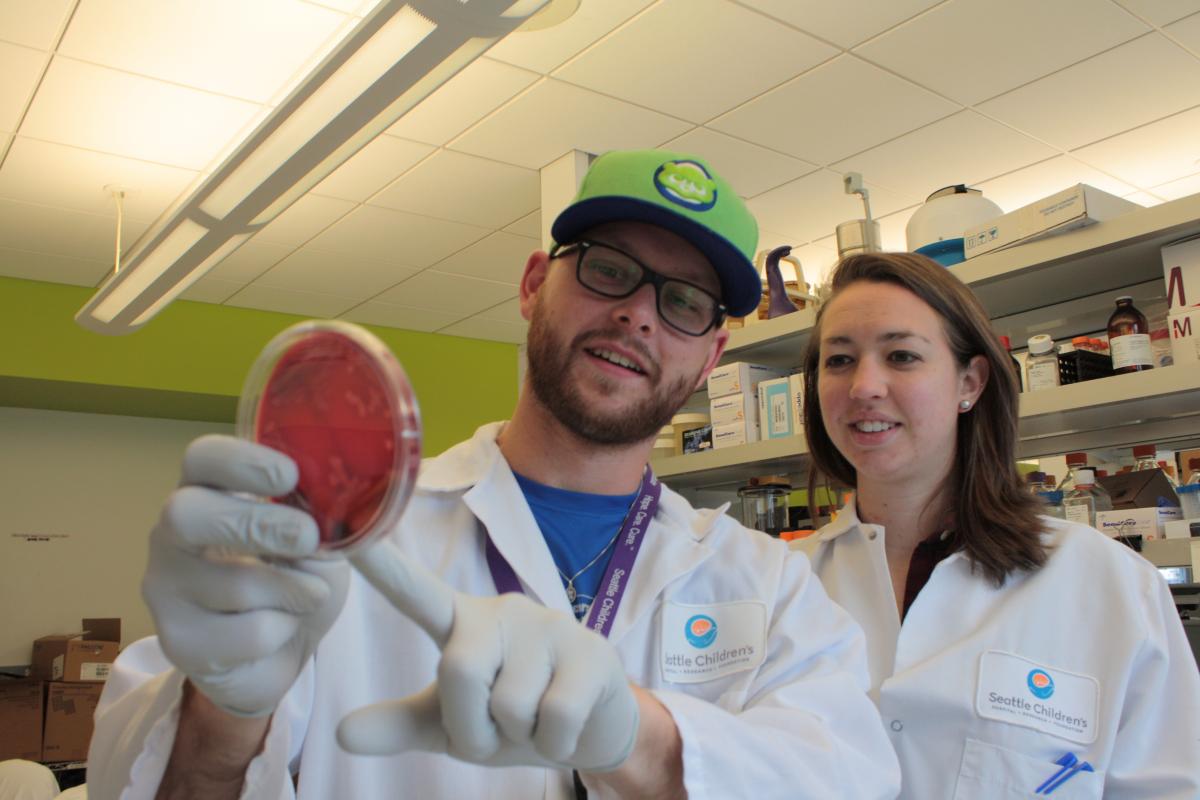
[526,297,700,446]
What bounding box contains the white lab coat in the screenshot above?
[89,424,901,800]
[793,500,1200,799]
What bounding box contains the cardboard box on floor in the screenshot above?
[42,682,103,763]
[31,618,121,683]
[0,679,44,761]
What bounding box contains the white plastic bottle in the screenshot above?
[1063,469,1113,528]
[1026,334,1061,391]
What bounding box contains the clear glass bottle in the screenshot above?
[1132,444,1159,472]
[1026,471,1047,495]
[1037,490,1066,520]
[1026,334,1061,391]
[1107,296,1153,374]
[1063,469,1113,528]
[1187,457,1200,486]
[1059,452,1089,493]
[999,335,1023,392]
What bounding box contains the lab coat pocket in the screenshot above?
[953,738,1104,799]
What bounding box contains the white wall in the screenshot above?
[0,407,230,665]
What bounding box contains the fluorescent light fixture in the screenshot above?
[77,0,550,334]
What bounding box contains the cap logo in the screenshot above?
[654,160,717,211]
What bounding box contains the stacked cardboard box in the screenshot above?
[1163,236,1200,367]
[706,362,787,449]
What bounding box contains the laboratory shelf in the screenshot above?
[652,435,808,491]
[719,306,815,369]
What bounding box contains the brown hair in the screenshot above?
[803,252,1049,585]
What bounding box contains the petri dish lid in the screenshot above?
[236,320,422,554]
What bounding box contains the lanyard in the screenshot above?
[484,467,661,639]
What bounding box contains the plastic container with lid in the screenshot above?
[1177,483,1200,519]
[1132,444,1159,472]
[1036,490,1066,520]
[737,476,791,537]
[1026,334,1061,391]
[1059,452,1089,492]
[905,185,1003,266]
[1187,457,1200,486]
[998,335,1023,392]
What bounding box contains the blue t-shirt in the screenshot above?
[513,472,638,620]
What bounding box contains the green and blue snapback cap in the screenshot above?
[551,149,761,317]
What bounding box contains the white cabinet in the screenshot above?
[654,192,1200,494]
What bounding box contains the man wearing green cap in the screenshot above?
[91,150,900,799]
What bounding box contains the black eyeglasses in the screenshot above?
[549,240,726,336]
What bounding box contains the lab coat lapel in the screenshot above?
[602,499,715,647]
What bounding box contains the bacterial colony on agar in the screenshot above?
[237,320,421,553]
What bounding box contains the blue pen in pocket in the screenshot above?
[1035,753,1077,794]
[1043,761,1094,795]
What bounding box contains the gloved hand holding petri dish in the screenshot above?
[236,320,422,554]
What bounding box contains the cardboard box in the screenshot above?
[706,362,787,399]
[963,184,1138,259]
[788,372,806,434]
[1096,507,1182,541]
[0,680,44,761]
[709,391,757,427]
[1168,306,1200,367]
[42,682,103,763]
[757,377,794,439]
[712,418,759,450]
[1162,235,1200,313]
[32,618,121,683]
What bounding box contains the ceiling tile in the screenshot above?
[832,111,1057,199]
[487,0,655,75]
[710,54,958,166]
[255,193,356,246]
[978,34,1200,150]
[737,0,943,48]
[876,205,919,251]
[1116,0,1200,25]
[1072,105,1200,187]
[374,270,517,314]
[224,283,357,317]
[433,231,539,284]
[204,239,294,283]
[1120,190,1163,206]
[305,0,381,14]
[554,0,836,123]
[0,197,148,263]
[371,149,539,228]
[253,246,419,296]
[855,0,1148,105]
[747,169,916,243]
[504,209,541,240]
[0,138,198,222]
[20,58,263,170]
[0,42,45,132]
[312,135,433,202]
[1166,10,1200,50]
[341,301,466,331]
[1149,168,1200,199]
[310,204,491,267]
[58,0,350,104]
[0,0,72,49]
[0,246,109,287]
[386,58,540,145]
[661,128,817,197]
[180,275,243,303]
[972,155,1138,214]
[786,240,839,286]
[475,296,526,324]
[451,79,691,169]
[439,316,528,344]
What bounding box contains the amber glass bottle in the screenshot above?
[1107,296,1152,374]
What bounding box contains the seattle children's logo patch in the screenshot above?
[654,160,718,211]
[684,614,718,648]
[1027,668,1055,699]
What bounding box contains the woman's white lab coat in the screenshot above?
[794,500,1200,799]
[89,424,901,800]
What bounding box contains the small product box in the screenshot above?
[42,681,104,763]
[0,680,43,761]
[712,418,759,450]
[963,184,1138,259]
[706,361,787,399]
[709,392,758,427]
[757,377,794,439]
[788,372,806,434]
[1167,306,1200,367]
[1162,235,1200,313]
[32,618,121,683]
[1095,507,1183,541]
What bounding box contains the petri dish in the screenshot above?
[236,320,422,553]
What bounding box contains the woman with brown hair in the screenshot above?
[793,251,1199,798]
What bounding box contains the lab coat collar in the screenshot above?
[417,422,718,641]
[812,496,871,542]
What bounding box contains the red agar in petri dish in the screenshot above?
[237,321,421,553]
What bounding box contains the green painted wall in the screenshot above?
[0,276,519,455]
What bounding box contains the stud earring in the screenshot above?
[959,400,971,410]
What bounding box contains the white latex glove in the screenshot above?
[337,540,639,772]
[142,434,350,717]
